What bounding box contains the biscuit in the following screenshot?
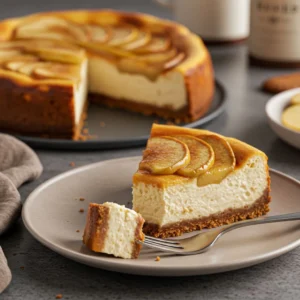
[262,73,300,93]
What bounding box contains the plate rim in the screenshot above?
[16,80,226,150]
[22,156,300,276]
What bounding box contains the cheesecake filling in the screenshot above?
[74,59,88,125]
[133,155,268,227]
[101,202,140,259]
[88,56,187,111]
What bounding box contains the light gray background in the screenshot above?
[1,1,300,299]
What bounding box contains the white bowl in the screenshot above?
[266,88,300,150]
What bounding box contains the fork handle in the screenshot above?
[222,212,300,234]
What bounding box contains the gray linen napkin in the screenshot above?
[0,134,43,293]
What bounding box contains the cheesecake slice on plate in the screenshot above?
[133,124,271,238]
[0,10,214,139]
[83,202,145,259]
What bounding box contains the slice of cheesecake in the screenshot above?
[0,10,214,139]
[132,124,271,238]
[83,202,145,259]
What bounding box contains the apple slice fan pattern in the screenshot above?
[0,134,43,293]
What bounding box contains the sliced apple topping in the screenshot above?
[139,136,190,175]
[33,63,81,81]
[107,25,138,46]
[133,35,171,54]
[174,135,215,177]
[86,24,111,43]
[121,30,151,51]
[163,52,185,70]
[15,16,89,42]
[29,46,85,64]
[3,55,39,71]
[197,135,236,187]
[17,62,49,76]
[0,49,23,60]
[282,105,300,132]
[135,47,177,64]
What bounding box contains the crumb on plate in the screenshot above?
[79,208,84,213]
[155,256,161,262]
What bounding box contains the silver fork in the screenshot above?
[139,212,300,255]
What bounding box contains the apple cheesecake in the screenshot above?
[83,202,145,259]
[0,10,214,139]
[132,124,271,238]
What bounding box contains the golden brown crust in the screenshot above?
[143,188,271,238]
[131,214,145,259]
[83,203,110,252]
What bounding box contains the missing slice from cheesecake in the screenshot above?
[83,202,145,259]
[132,124,271,238]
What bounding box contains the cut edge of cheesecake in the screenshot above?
[132,124,271,238]
[0,58,88,139]
[83,202,145,259]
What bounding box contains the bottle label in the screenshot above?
[249,0,300,62]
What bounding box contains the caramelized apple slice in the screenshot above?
[33,63,81,81]
[122,30,151,51]
[15,16,88,42]
[163,52,185,70]
[133,35,171,53]
[139,136,190,175]
[291,93,300,105]
[136,48,177,64]
[107,25,138,46]
[3,55,39,71]
[282,105,300,132]
[197,135,236,186]
[0,49,23,59]
[31,47,85,64]
[175,136,215,177]
[87,24,111,43]
[17,62,49,76]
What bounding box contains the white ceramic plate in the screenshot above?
[266,88,300,150]
[22,157,300,276]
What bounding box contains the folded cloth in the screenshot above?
[0,134,43,294]
[0,247,11,293]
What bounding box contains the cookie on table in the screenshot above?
[262,73,300,93]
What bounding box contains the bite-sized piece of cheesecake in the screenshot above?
[132,124,271,238]
[0,9,214,139]
[83,202,145,259]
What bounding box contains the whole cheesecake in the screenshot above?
[0,10,214,139]
[133,124,271,238]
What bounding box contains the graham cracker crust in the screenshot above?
[89,92,212,123]
[83,203,110,252]
[143,189,271,238]
[131,214,145,259]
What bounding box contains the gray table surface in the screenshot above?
[1,1,300,299]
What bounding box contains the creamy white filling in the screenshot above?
[133,155,268,227]
[88,57,187,110]
[74,59,88,124]
[101,202,139,259]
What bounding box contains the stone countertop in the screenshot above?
[1,1,300,299]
